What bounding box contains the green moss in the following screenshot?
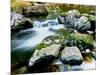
[82,14,96,21]
[35,43,47,50]
[60,12,67,16]
[57,28,70,39]
[43,35,63,41]
[46,10,61,19]
[70,33,94,44]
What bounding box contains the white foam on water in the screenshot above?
[14,25,64,49]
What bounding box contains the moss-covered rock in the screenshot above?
[42,35,64,45]
[70,32,94,44]
[28,35,64,67]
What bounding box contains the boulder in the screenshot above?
[28,35,64,68]
[11,18,33,35]
[66,10,81,18]
[75,16,91,32]
[70,32,94,45]
[58,10,80,29]
[65,32,94,52]
[42,35,64,45]
[11,12,23,26]
[82,13,96,31]
[58,16,66,24]
[60,46,83,65]
[28,55,56,73]
[65,16,78,29]
[22,5,48,17]
[29,44,62,67]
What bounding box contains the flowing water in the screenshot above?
[11,18,96,72]
[11,19,65,64]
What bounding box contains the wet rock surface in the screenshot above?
[58,10,96,32]
[11,12,33,36]
[27,55,56,73]
[75,16,91,32]
[60,46,83,66]
[28,35,64,67]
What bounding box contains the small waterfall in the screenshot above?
[33,18,58,28]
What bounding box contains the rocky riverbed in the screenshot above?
[11,2,96,74]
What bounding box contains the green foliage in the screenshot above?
[46,4,95,14]
[60,12,67,16]
[46,10,61,19]
[11,0,32,13]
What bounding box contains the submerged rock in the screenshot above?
[60,46,83,66]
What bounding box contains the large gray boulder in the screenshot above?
[29,44,62,67]
[60,46,83,66]
[75,16,91,32]
[58,10,80,29]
